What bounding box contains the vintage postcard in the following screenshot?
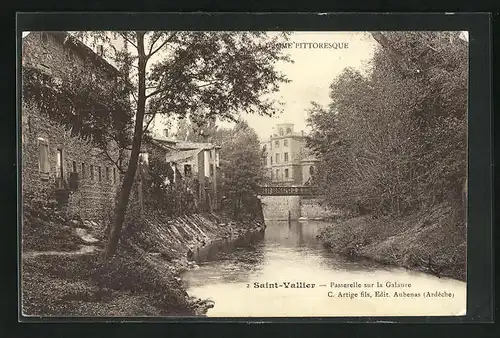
[20,28,468,318]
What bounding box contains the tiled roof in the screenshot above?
[151,137,221,151]
[53,32,119,75]
[175,141,219,150]
[150,138,177,149]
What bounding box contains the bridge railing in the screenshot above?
[258,185,319,196]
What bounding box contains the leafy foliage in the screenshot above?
[23,49,133,138]
[216,121,266,219]
[145,32,291,122]
[22,61,134,171]
[307,32,467,217]
[141,157,197,216]
[70,31,291,258]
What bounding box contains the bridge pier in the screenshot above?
[259,195,301,221]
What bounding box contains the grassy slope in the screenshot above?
[21,210,198,317]
[317,202,466,281]
[21,206,264,317]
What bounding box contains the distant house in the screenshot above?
[21,32,129,221]
[260,123,318,186]
[141,129,221,211]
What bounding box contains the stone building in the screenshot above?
[260,123,318,186]
[141,129,221,211]
[21,32,128,221]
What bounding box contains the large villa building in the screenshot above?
[260,123,319,186]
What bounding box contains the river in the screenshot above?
[182,220,466,317]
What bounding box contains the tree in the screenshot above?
[174,115,218,143]
[307,31,467,217]
[74,31,291,259]
[217,121,265,218]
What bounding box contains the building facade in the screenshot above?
[260,123,318,186]
[141,129,220,211]
[22,32,127,221]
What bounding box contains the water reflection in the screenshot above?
[185,229,266,286]
[181,220,466,317]
[193,229,266,263]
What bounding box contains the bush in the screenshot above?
[92,250,193,313]
[307,32,467,218]
[318,202,466,281]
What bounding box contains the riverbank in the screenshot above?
[317,202,466,281]
[21,206,264,317]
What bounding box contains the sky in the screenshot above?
[23,30,465,142]
[30,30,374,141]
[226,32,378,140]
[152,31,379,141]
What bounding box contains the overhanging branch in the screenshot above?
[147,32,178,60]
[118,32,138,50]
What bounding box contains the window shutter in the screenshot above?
[38,138,49,179]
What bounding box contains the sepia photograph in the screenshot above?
[20,28,468,318]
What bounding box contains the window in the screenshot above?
[275,140,279,148]
[184,164,192,177]
[98,166,102,182]
[276,169,280,180]
[210,164,214,176]
[271,170,274,180]
[263,157,267,166]
[90,165,94,180]
[56,148,64,188]
[72,161,77,173]
[284,153,289,162]
[285,168,289,178]
[106,167,110,181]
[286,128,292,134]
[81,163,86,179]
[284,139,288,147]
[113,167,116,184]
[209,151,213,159]
[139,152,149,165]
[309,166,315,176]
[279,128,284,136]
[37,138,49,180]
[276,153,280,163]
[270,157,273,165]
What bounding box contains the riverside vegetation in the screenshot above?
[309,32,467,281]
[22,121,267,317]
[22,31,286,316]
[22,191,265,316]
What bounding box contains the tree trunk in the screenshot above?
[104,31,147,260]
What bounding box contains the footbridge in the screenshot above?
[257,185,319,197]
[257,186,335,221]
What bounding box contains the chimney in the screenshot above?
[163,129,169,138]
[97,45,104,56]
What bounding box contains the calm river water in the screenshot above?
[182,220,466,317]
